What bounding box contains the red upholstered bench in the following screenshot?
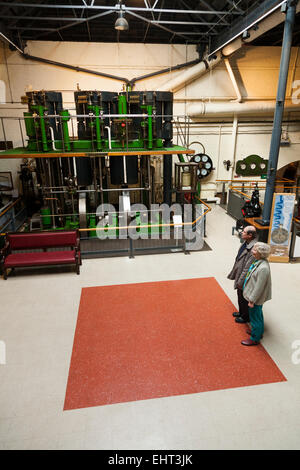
[1,230,81,279]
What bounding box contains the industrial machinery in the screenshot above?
[12,89,177,240]
[0,87,212,255]
[21,89,173,154]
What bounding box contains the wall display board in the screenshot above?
[268,193,295,263]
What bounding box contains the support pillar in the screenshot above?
[163,154,173,206]
[258,0,297,225]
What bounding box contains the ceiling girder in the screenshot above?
[0,1,298,46]
[208,0,288,55]
[0,2,245,16]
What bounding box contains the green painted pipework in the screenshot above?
[88,215,97,238]
[41,206,52,228]
[118,95,127,115]
[31,105,48,151]
[147,105,153,150]
[59,110,71,151]
[24,112,35,138]
[141,104,153,150]
[64,216,79,229]
[197,181,201,201]
[88,105,102,151]
[95,108,102,151]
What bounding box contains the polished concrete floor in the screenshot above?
[1,204,300,450]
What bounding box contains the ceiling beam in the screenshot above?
[0,2,244,15]
[226,0,244,14]
[142,0,163,43]
[31,9,114,39]
[125,9,192,43]
[199,0,231,25]
[1,15,93,22]
[208,0,289,56]
[150,20,230,25]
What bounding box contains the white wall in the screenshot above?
[0,41,300,199]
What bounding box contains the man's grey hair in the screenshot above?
[254,242,271,259]
[245,225,257,239]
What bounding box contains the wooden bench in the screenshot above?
[1,230,81,279]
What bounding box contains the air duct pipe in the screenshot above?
[159,2,300,93]
[187,100,300,117]
[159,53,222,93]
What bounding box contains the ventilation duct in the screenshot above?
[187,100,300,117]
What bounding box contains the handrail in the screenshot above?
[228,186,265,206]
[77,198,211,232]
[0,199,212,235]
[0,198,22,218]
[228,187,251,199]
[216,179,295,183]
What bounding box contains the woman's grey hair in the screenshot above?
[254,242,271,259]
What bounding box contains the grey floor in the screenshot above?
[1,204,300,450]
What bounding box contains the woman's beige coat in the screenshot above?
[243,259,272,305]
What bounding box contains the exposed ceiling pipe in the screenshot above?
[159,1,300,93]
[0,31,23,53]
[187,100,300,117]
[22,52,130,85]
[158,54,220,92]
[0,28,204,89]
[224,58,243,103]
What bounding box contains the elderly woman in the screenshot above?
[241,242,272,346]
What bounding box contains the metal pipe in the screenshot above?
[0,32,23,53]
[163,155,173,205]
[147,105,153,150]
[224,58,243,103]
[34,105,48,152]
[130,58,200,85]
[0,117,7,149]
[101,187,149,192]
[0,3,244,15]
[187,100,299,116]
[105,126,112,149]
[159,1,300,93]
[208,0,288,58]
[150,20,230,25]
[230,116,238,181]
[93,106,102,151]
[49,126,58,151]
[22,53,130,84]
[59,110,71,152]
[125,9,191,42]
[260,0,297,226]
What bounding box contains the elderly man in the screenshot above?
[227,225,258,324]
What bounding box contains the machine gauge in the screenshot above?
[192,153,214,179]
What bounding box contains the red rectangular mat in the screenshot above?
[64,278,286,410]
